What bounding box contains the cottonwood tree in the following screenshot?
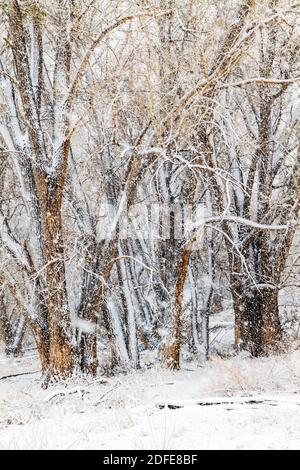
[209,1,300,355]
[156,0,299,367]
[0,0,172,383]
[161,0,258,368]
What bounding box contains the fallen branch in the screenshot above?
[44,386,87,402]
[0,370,40,381]
[157,398,282,410]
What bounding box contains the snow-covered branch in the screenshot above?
[68,9,172,105]
[190,215,289,236]
[0,210,31,270]
[219,76,300,88]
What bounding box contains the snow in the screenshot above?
[1,349,300,450]
[75,318,96,335]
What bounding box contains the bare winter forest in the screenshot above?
[1,0,300,451]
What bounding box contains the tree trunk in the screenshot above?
[31,323,50,377]
[11,315,27,356]
[0,295,13,355]
[37,175,74,380]
[80,333,97,376]
[163,241,193,369]
[77,238,100,376]
[232,281,281,356]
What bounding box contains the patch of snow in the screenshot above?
[0,350,300,449]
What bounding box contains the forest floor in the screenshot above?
[0,348,300,450]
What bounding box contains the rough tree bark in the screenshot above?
[0,293,13,355]
[7,0,74,381]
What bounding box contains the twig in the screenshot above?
[94,383,119,406]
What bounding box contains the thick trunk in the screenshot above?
[230,228,288,357]
[0,295,13,355]
[79,333,97,376]
[37,176,74,379]
[260,289,281,353]
[163,242,193,369]
[31,324,50,376]
[77,240,118,375]
[232,283,281,356]
[44,225,74,378]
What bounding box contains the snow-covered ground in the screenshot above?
[0,350,300,450]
